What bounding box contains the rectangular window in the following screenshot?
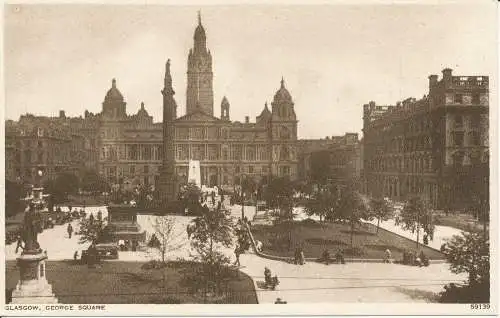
[130,165,135,175]
[248,166,254,173]
[471,114,482,128]
[454,94,463,104]
[471,131,481,146]
[235,166,240,173]
[144,165,149,174]
[472,94,480,104]
[453,132,464,146]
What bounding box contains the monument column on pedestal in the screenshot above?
[11,170,58,304]
[159,59,178,205]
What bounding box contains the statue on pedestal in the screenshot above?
[21,203,42,254]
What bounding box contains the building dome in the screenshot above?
[273,77,292,103]
[105,78,124,102]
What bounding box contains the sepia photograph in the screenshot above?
[1,1,497,316]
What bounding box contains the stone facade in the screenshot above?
[5,13,299,188]
[298,133,362,184]
[5,113,88,185]
[362,68,489,210]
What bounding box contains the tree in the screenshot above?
[149,216,187,264]
[309,150,331,184]
[370,197,394,233]
[440,232,490,303]
[44,172,80,204]
[188,207,235,296]
[304,183,338,222]
[337,188,372,249]
[180,183,202,215]
[78,213,108,245]
[80,169,110,194]
[264,177,295,250]
[395,195,435,248]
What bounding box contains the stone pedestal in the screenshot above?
[11,251,58,303]
[107,205,146,243]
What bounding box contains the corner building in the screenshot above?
[362,68,489,210]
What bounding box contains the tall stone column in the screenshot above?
[159,59,178,205]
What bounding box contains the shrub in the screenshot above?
[439,282,489,303]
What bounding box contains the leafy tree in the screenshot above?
[80,169,110,194]
[78,213,108,245]
[395,195,435,248]
[309,150,331,184]
[264,177,295,250]
[187,207,235,295]
[180,183,202,215]
[370,197,394,233]
[304,183,338,222]
[440,232,490,303]
[44,172,80,204]
[337,188,372,249]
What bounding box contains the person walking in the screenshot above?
[67,223,73,239]
[234,245,241,266]
[15,235,23,253]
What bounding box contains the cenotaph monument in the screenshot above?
[188,160,201,188]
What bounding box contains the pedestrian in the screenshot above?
[321,249,331,265]
[234,245,241,266]
[384,248,392,263]
[73,250,79,261]
[15,235,23,253]
[256,240,263,253]
[423,234,429,245]
[299,248,306,265]
[67,223,73,239]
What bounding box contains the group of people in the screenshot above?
[294,246,306,265]
[401,250,430,267]
[264,267,280,290]
[318,249,345,265]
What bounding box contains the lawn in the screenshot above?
[5,261,257,304]
[251,219,444,260]
[433,213,483,233]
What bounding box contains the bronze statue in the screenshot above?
[22,203,42,253]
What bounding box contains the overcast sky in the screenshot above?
[4,3,497,139]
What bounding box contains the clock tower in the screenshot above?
[186,11,214,116]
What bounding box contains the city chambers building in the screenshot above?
[6,14,299,189]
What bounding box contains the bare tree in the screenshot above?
[148,216,187,264]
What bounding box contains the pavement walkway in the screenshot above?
[5,201,466,303]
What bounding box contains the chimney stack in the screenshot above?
[245,116,249,124]
[59,110,66,118]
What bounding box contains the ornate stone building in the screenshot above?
[6,13,299,189]
[5,113,87,185]
[362,68,489,210]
